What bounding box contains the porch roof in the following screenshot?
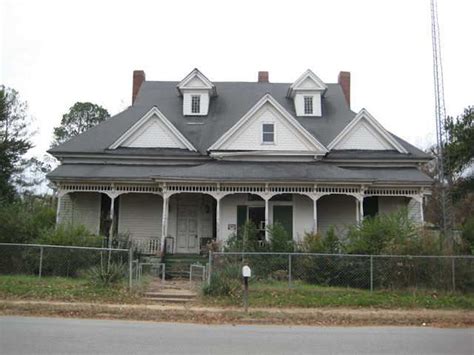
[48,161,432,185]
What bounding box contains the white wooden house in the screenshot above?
[48,69,432,254]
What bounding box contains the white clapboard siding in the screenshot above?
[318,195,357,236]
[118,194,162,239]
[408,198,422,223]
[58,192,100,234]
[121,114,187,149]
[336,119,394,150]
[58,193,73,225]
[220,103,314,151]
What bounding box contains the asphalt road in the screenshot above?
[0,316,472,355]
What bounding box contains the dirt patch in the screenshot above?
[1,300,472,328]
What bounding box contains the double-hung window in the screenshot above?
[304,96,313,115]
[262,123,275,144]
[191,95,201,114]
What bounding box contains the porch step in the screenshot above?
[164,254,208,280]
[143,279,198,303]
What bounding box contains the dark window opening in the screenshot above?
[363,196,379,218]
[191,95,201,114]
[262,123,275,143]
[304,96,313,115]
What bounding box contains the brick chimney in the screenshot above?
[338,71,351,107]
[132,70,146,105]
[258,71,269,83]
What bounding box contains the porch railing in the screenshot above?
[132,237,160,255]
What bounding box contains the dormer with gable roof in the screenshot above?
[177,68,216,116]
[287,69,327,117]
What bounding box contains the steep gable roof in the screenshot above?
[49,81,428,160]
[328,108,408,153]
[209,94,327,154]
[287,69,328,97]
[109,106,196,151]
[177,68,216,96]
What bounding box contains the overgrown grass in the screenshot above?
[0,275,145,304]
[201,280,474,310]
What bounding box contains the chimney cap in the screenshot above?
[258,71,269,83]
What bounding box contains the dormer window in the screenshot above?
[191,95,201,114]
[304,96,313,115]
[287,69,327,117]
[262,123,275,144]
[177,68,216,116]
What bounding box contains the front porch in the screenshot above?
[56,182,427,255]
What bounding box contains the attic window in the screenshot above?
[304,96,313,115]
[262,123,275,144]
[191,95,201,114]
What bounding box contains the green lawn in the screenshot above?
[0,275,144,304]
[202,280,474,309]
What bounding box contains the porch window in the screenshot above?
[262,123,275,144]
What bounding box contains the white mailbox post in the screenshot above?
[242,265,251,278]
[242,265,251,312]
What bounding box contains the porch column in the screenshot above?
[355,195,364,223]
[55,193,62,225]
[312,197,318,233]
[419,196,424,223]
[264,197,270,241]
[108,196,116,248]
[215,196,221,241]
[160,194,170,253]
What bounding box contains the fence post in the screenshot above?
[451,257,455,292]
[207,251,212,285]
[128,247,133,290]
[369,255,374,292]
[38,246,44,278]
[288,254,292,288]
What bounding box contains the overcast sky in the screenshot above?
[1,0,473,159]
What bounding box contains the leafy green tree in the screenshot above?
[0,86,32,202]
[52,102,110,146]
[445,106,474,176]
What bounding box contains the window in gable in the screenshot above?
[304,96,313,115]
[191,95,201,114]
[262,123,275,144]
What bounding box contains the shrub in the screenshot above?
[299,226,341,253]
[0,198,55,243]
[33,225,105,277]
[224,221,266,252]
[268,223,294,252]
[36,224,103,247]
[461,217,474,254]
[344,208,417,255]
[202,264,241,299]
[85,262,126,287]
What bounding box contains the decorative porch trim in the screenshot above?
[57,183,162,198]
[57,182,428,200]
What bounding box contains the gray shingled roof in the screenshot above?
[48,161,432,185]
[49,81,430,160]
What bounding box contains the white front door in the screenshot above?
[177,205,199,253]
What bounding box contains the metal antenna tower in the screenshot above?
[430,0,450,233]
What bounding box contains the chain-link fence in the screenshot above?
[0,243,134,288]
[209,252,474,293]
